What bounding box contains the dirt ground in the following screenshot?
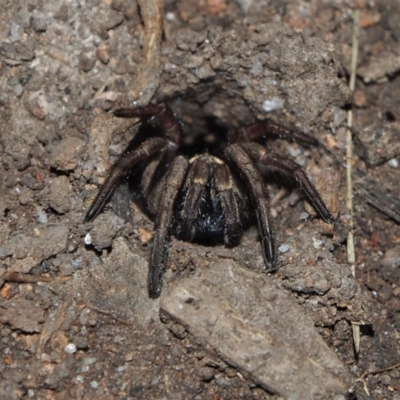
[1,0,400,399]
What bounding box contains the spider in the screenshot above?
[84,102,333,298]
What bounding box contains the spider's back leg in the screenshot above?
[240,142,333,224]
[229,120,318,146]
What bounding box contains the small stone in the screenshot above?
[262,97,284,112]
[48,176,73,214]
[84,233,92,245]
[313,239,323,249]
[381,374,391,385]
[388,158,399,168]
[95,47,110,64]
[36,206,48,223]
[49,137,85,171]
[201,367,216,382]
[10,256,37,273]
[12,84,24,96]
[79,54,96,72]
[0,41,35,65]
[31,16,47,32]
[299,212,310,221]
[74,336,88,349]
[79,308,98,327]
[64,343,77,354]
[90,213,124,250]
[102,9,124,30]
[381,247,400,268]
[278,244,290,253]
[0,246,13,260]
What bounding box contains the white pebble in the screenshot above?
[313,239,323,249]
[84,233,92,245]
[13,84,24,96]
[64,343,77,354]
[278,244,290,253]
[90,381,99,389]
[299,212,310,221]
[36,207,48,224]
[262,97,284,113]
[388,158,399,168]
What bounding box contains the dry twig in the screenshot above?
[128,0,164,105]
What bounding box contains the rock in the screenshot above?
[49,137,85,172]
[0,296,45,333]
[354,122,400,166]
[48,176,73,214]
[74,237,159,327]
[89,212,124,250]
[161,260,351,398]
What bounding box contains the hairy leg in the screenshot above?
[225,144,277,269]
[229,120,318,146]
[176,157,210,242]
[148,155,189,298]
[240,142,333,223]
[214,163,245,247]
[84,137,166,222]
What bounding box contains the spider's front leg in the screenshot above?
[225,144,277,269]
[84,137,167,222]
[114,103,181,148]
[148,155,189,299]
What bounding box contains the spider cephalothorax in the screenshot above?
[84,102,333,298]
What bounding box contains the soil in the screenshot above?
[1,0,400,399]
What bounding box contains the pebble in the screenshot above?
[84,233,92,245]
[64,343,77,354]
[79,53,96,72]
[278,244,290,253]
[262,97,284,112]
[388,158,399,168]
[313,239,323,249]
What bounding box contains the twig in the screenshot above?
[346,10,359,279]
[89,305,132,326]
[3,271,52,283]
[347,10,360,357]
[128,0,164,105]
[357,362,400,396]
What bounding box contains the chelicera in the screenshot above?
[84,102,333,298]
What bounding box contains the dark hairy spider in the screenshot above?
[84,102,333,298]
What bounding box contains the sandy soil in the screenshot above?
[1,0,400,399]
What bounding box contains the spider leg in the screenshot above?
[148,155,189,298]
[177,158,210,242]
[114,103,181,147]
[225,144,277,269]
[241,142,333,223]
[214,163,244,247]
[84,137,166,222]
[115,103,184,199]
[229,120,318,146]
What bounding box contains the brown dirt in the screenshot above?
[1,1,400,399]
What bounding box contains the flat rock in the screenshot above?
[74,237,159,327]
[0,296,45,333]
[161,261,351,399]
[354,121,400,166]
